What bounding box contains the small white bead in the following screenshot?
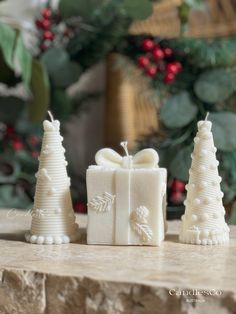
[218,176,222,183]
[45,236,53,244]
[194,137,200,143]
[191,214,198,222]
[62,236,70,244]
[193,198,201,206]
[30,235,37,243]
[199,149,207,157]
[199,165,206,173]
[54,237,62,245]
[220,191,224,198]
[212,147,217,153]
[37,236,45,244]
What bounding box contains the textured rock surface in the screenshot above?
[0,209,235,313]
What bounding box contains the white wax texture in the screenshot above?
[26,119,79,245]
[87,167,167,246]
[179,120,230,245]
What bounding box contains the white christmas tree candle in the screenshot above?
[87,142,167,246]
[179,113,230,245]
[26,112,79,244]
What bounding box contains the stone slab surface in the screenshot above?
[0,209,235,314]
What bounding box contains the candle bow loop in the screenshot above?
[43,120,60,132]
[95,148,159,169]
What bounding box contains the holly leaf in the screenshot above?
[160,91,197,128]
[194,69,236,103]
[123,0,153,20]
[29,59,49,122]
[169,145,192,181]
[41,47,81,88]
[210,112,236,151]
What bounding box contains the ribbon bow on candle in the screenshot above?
[43,111,60,132]
[95,141,159,169]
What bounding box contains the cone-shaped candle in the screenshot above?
[26,112,79,244]
[179,113,230,245]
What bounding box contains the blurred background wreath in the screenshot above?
[1,0,236,224]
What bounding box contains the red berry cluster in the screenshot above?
[137,38,183,84]
[35,7,73,53]
[3,125,40,158]
[35,8,54,51]
[74,201,87,214]
[168,178,185,205]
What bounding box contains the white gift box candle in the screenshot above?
[86,142,167,246]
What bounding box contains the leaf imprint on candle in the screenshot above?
[88,192,115,212]
[130,206,153,243]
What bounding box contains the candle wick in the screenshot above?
[120,141,129,157]
[48,110,54,122]
[205,112,209,121]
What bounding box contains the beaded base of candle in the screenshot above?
[25,225,79,244]
[179,225,230,245]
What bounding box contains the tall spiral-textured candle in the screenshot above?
[25,112,79,244]
[179,114,230,245]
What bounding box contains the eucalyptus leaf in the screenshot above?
[41,47,81,88]
[194,69,236,103]
[0,185,32,209]
[29,59,49,122]
[59,0,102,19]
[160,91,197,128]
[229,202,236,224]
[51,89,72,120]
[0,23,32,86]
[0,96,26,124]
[169,145,192,181]
[0,22,16,70]
[123,0,153,20]
[210,112,236,151]
[14,34,32,85]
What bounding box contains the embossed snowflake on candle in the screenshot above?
[26,111,79,245]
[180,113,230,245]
[86,141,167,246]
